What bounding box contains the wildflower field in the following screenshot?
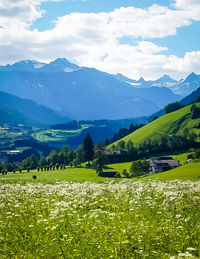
[0,180,200,258]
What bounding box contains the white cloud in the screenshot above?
[0,0,44,29]
[174,0,200,20]
[106,5,191,39]
[0,0,199,80]
[164,51,200,75]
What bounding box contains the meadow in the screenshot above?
[145,162,200,181]
[32,124,90,143]
[0,167,108,184]
[111,103,200,147]
[32,129,82,143]
[1,159,200,258]
[0,180,199,258]
[1,159,200,184]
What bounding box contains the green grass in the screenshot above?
[145,162,200,181]
[109,103,200,147]
[172,152,191,165]
[0,167,115,184]
[1,154,200,257]
[106,154,200,180]
[32,125,90,143]
[1,152,199,183]
[106,152,191,174]
[105,162,132,174]
[32,129,81,143]
[0,181,199,258]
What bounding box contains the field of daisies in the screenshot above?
[0,180,200,258]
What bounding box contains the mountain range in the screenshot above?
[0,58,199,121]
[116,72,200,97]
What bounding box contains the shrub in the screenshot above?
[130,159,150,177]
[114,171,121,178]
[164,102,183,114]
[191,105,200,119]
[122,169,129,178]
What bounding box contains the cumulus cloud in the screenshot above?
[0,0,199,79]
[164,51,200,74]
[174,0,200,20]
[0,0,44,29]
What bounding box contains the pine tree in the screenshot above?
[83,133,94,162]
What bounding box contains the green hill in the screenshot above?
[145,162,200,180]
[109,103,200,147]
[107,160,200,180]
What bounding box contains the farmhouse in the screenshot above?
[150,157,180,174]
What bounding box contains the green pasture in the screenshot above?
[1,161,200,184]
[32,129,80,143]
[106,162,132,174]
[107,152,192,174]
[109,103,200,147]
[172,152,190,164]
[32,125,90,143]
[145,162,200,181]
[0,167,114,184]
[109,161,200,181]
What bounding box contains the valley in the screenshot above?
[0,60,200,259]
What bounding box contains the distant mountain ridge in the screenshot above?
[0,69,178,120]
[146,85,200,123]
[0,58,196,120]
[0,58,81,73]
[0,91,68,127]
[116,72,200,97]
[115,73,177,88]
[180,86,200,105]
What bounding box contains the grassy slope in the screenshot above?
[107,152,200,180]
[106,162,132,173]
[109,103,200,147]
[107,153,190,173]
[144,162,200,180]
[172,152,191,164]
[108,161,200,181]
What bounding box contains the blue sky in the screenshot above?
[0,0,200,79]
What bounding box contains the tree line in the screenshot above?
[104,123,144,145]
[106,131,199,164]
[0,129,199,175]
[0,133,95,174]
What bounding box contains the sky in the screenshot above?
[0,0,200,80]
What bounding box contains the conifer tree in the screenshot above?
[83,133,94,162]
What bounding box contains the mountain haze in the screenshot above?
[0,59,181,120]
[0,91,68,127]
[180,86,200,105]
